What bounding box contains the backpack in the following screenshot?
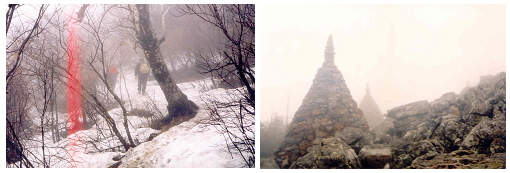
[140,63,150,74]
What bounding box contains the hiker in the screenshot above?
[135,58,150,94]
[107,66,118,90]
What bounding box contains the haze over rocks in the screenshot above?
[264,36,506,169]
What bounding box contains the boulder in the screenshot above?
[392,112,436,139]
[148,133,159,141]
[401,114,442,142]
[385,101,438,141]
[460,110,505,154]
[335,127,374,154]
[261,158,279,169]
[387,100,430,119]
[471,101,492,115]
[112,154,124,161]
[430,114,471,152]
[358,144,392,168]
[430,92,456,114]
[374,133,393,144]
[372,117,395,135]
[391,140,438,169]
[402,130,419,141]
[489,138,505,154]
[456,72,505,126]
[290,137,361,169]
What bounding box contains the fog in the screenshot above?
[259,4,505,123]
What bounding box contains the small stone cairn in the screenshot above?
[359,84,384,129]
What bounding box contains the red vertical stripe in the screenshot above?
[66,7,82,167]
[66,8,81,136]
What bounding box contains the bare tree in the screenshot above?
[6,4,51,168]
[6,4,48,90]
[77,4,137,149]
[177,4,255,167]
[131,4,199,124]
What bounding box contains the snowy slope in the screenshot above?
[118,75,247,167]
[119,109,244,168]
[10,67,248,168]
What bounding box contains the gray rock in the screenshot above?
[429,139,447,154]
[489,138,505,154]
[471,101,492,115]
[147,133,159,141]
[392,112,436,139]
[335,127,374,154]
[59,130,67,139]
[402,130,419,141]
[372,117,395,135]
[430,92,456,113]
[290,137,361,169]
[374,132,393,144]
[430,114,471,152]
[358,144,392,168]
[409,152,505,169]
[391,140,438,169]
[112,154,124,161]
[411,116,442,141]
[387,100,430,119]
[261,158,279,169]
[457,72,505,126]
[336,127,364,145]
[460,110,505,154]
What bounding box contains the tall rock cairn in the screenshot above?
[359,83,384,129]
[274,35,369,168]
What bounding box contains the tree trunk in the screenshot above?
[135,4,198,119]
[51,71,56,143]
[54,89,59,142]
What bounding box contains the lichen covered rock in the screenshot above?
[358,144,392,168]
[290,137,361,169]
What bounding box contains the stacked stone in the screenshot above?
[359,84,384,129]
[274,35,369,168]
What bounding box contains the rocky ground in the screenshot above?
[262,72,505,169]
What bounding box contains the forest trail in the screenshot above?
[13,67,245,168]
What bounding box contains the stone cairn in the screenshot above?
[359,84,384,129]
[274,35,369,168]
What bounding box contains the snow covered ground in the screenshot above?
[10,67,249,168]
[119,109,245,168]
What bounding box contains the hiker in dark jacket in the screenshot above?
[135,59,150,94]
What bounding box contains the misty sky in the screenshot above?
[259,4,505,123]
